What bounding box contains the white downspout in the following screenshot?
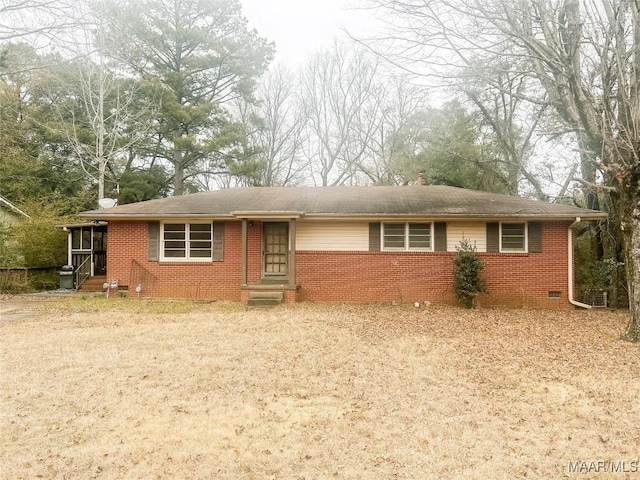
[568,217,591,309]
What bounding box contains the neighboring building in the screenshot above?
[0,195,30,267]
[0,194,29,225]
[77,185,606,308]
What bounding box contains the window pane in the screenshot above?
[164,232,185,240]
[82,229,91,250]
[384,223,405,249]
[190,232,211,241]
[165,241,186,249]
[385,224,404,235]
[409,238,431,248]
[164,225,185,250]
[165,224,186,232]
[189,224,211,258]
[162,223,213,259]
[502,223,525,251]
[502,238,524,250]
[189,249,212,258]
[72,229,80,249]
[163,224,186,258]
[502,224,525,236]
[408,223,431,249]
[191,231,211,239]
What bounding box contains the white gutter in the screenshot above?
[568,217,591,309]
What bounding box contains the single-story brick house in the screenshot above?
[75,185,606,307]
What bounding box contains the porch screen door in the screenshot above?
[93,227,107,275]
[263,222,288,278]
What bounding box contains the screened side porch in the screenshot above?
[59,222,108,289]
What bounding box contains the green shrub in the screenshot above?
[0,202,68,293]
[0,222,23,266]
[454,238,486,308]
[13,216,67,268]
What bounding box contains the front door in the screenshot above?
[263,222,288,280]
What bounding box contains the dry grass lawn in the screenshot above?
[1,295,639,479]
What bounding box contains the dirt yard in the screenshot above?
[1,295,638,479]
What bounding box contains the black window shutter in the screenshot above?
[434,222,447,251]
[369,222,381,251]
[213,222,225,261]
[486,222,499,252]
[528,221,542,253]
[148,221,160,261]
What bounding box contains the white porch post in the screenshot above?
[241,218,248,285]
[66,229,72,266]
[289,218,296,285]
[90,227,95,277]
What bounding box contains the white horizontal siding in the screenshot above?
[296,221,369,251]
[447,222,486,252]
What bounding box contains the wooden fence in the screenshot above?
[0,266,61,293]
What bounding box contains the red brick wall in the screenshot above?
[296,251,456,304]
[295,221,572,308]
[106,220,573,308]
[477,221,571,308]
[107,221,243,301]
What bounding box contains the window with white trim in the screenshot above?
[383,223,432,251]
[500,222,527,252]
[162,223,212,261]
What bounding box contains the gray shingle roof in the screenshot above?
[79,186,606,220]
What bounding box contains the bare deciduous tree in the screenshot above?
[300,42,381,186]
[58,58,155,203]
[461,61,550,199]
[1,0,87,49]
[366,0,640,341]
[359,77,431,185]
[236,65,308,186]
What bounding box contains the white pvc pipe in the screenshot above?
[568,217,592,309]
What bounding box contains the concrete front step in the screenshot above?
[247,291,284,306]
[79,276,108,292]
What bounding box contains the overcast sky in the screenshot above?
[240,0,378,68]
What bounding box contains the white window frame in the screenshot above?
[71,227,92,251]
[382,222,433,251]
[500,222,527,253]
[160,221,213,262]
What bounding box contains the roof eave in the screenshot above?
[56,220,108,229]
[302,212,608,221]
[77,212,607,222]
[77,212,236,221]
[232,211,305,219]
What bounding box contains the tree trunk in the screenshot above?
[173,148,184,196]
[614,163,640,342]
[621,191,640,342]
